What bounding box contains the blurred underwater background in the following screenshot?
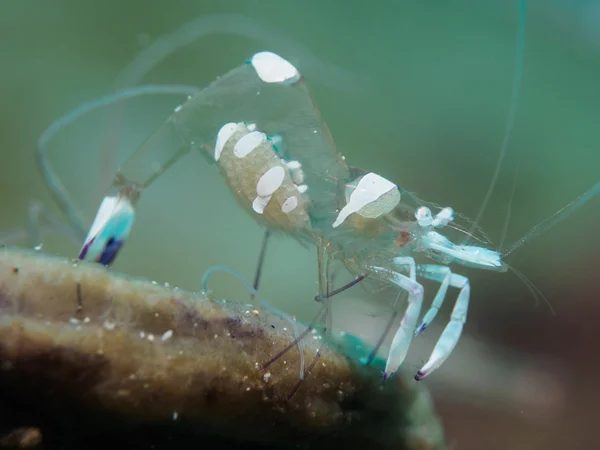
[1,0,600,448]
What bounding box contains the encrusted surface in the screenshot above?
[0,246,445,449]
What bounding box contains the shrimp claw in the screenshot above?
[414,270,470,381]
[367,265,424,380]
[78,185,138,265]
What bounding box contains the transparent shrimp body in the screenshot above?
[323,165,508,379]
[79,51,507,382]
[79,52,356,264]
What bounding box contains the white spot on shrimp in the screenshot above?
[269,134,283,149]
[250,52,300,85]
[263,372,272,382]
[234,130,266,158]
[252,195,272,214]
[215,122,238,161]
[281,196,299,213]
[333,172,400,228]
[292,170,304,185]
[161,330,173,341]
[297,184,308,194]
[103,320,116,331]
[285,160,304,185]
[172,411,178,421]
[285,160,302,170]
[256,166,285,196]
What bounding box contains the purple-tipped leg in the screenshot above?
[79,194,135,266]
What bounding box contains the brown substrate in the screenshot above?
[0,246,445,449]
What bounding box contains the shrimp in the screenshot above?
[27,0,600,389]
[72,48,600,384]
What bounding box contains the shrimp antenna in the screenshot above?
[37,84,200,239]
[462,0,527,246]
[506,263,556,315]
[502,181,600,257]
[497,161,520,252]
[201,265,306,380]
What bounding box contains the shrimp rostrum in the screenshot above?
[77,52,520,382]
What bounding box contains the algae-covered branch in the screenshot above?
[0,247,445,449]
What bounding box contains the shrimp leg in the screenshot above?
[414,266,470,381]
[392,256,416,280]
[414,264,452,336]
[250,230,271,301]
[367,265,424,380]
[37,84,200,240]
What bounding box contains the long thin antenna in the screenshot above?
[503,181,600,257]
[497,161,520,252]
[508,264,556,315]
[462,0,527,245]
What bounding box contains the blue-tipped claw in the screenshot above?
[98,238,125,266]
[415,322,427,336]
[78,194,135,267]
[79,237,125,266]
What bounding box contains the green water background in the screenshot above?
[1,1,599,447]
